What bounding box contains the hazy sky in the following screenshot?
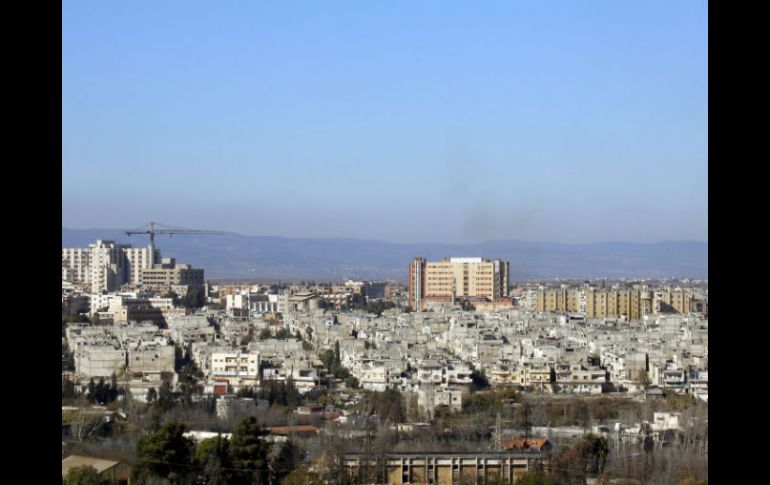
[62,1,707,244]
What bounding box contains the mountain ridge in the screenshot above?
[62,228,708,281]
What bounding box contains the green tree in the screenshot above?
[196,435,233,484]
[271,439,303,485]
[275,327,292,339]
[588,434,609,474]
[64,465,109,485]
[62,342,75,371]
[334,340,341,364]
[179,361,204,407]
[109,372,119,402]
[259,328,272,340]
[345,376,359,389]
[229,416,270,485]
[87,378,96,401]
[469,368,490,392]
[134,421,195,484]
[157,379,176,412]
[62,376,77,399]
[319,349,336,370]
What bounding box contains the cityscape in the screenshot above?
[62,232,707,484]
[62,2,707,485]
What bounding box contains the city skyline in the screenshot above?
[63,1,707,245]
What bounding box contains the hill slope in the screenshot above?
[62,228,707,281]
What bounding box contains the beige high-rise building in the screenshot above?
[536,283,676,320]
[658,289,692,314]
[584,287,656,319]
[409,257,509,310]
[140,258,204,291]
[536,286,581,313]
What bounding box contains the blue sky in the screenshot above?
[62,1,707,244]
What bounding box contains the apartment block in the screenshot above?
[140,258,204,291]
[536,286,581,313]
[63,240,160,292]
[409,257,510,310]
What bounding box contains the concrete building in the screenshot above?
[344,451,547,485]
[62,240,160,291]
[127,344,175,374]
[657,289,693,314]
[123,246,161,286]
[409,257,510,311]
[536,286,581,313]
[75,346,127,378]
[140,258,204,291]
[210,350,261,387]
[584,287,654,319]
[417,387,463,417]
[88,240,130,293]
[62,247,90,284]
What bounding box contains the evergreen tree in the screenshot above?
[195,435,233,484]
[179,361,204,407]
[87,378,96,402]
[229,416,270,485]
[157,379,176,412]
[109,372,119,402]
[94,378,107,404]
[62,342,75,371]
[134,421,194,484]
[62,377,77,399]
[334,340,341,365]
[271,439,303,485]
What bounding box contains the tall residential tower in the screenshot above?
[409,257,510,311]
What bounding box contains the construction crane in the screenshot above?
[124,222,224,266]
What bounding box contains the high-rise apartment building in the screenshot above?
[536,286,581,313]
[140,258,204,291]
[656,289,693,314]
[123,246,161,286]
[62,247,90,284]
[87,240,129,294]
[62,240,161,292]
[409,257,509,310]
[537,285,662,319]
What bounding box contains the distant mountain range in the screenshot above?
[62,228,707,282]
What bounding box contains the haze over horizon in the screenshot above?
[61,224,707,247]
[63,2,707,244]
